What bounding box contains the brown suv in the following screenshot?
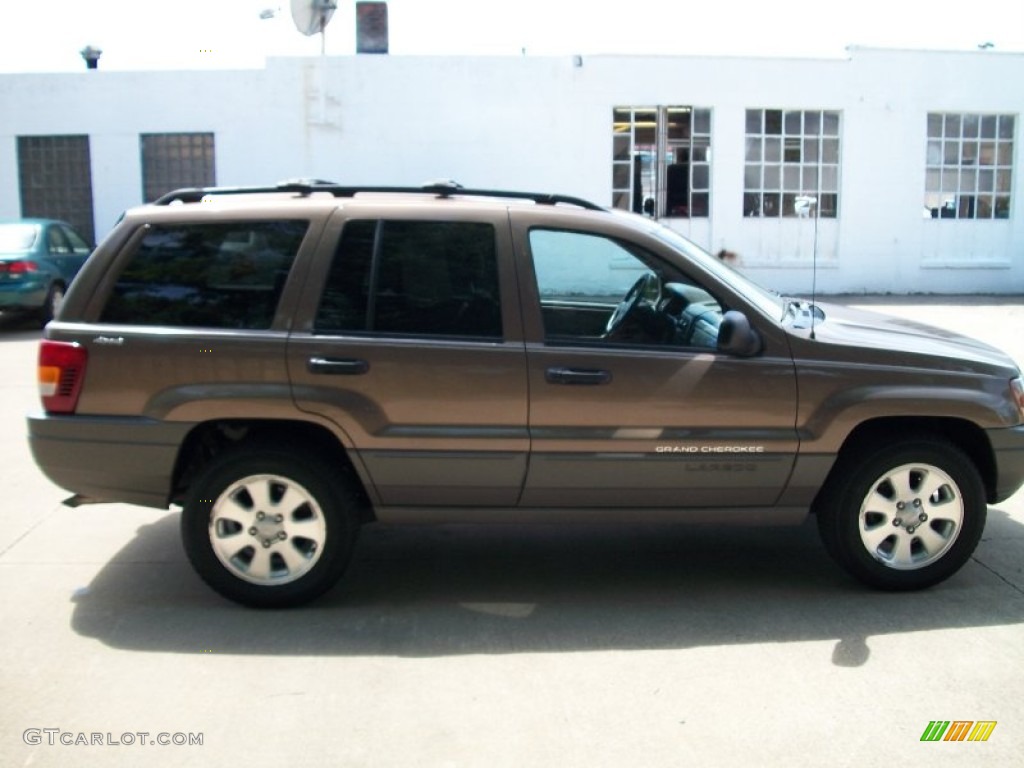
[27,182,1024,607]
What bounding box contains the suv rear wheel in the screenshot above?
[816,437,986,590]
[181,446,359,607]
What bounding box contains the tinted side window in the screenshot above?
[101,221,307,329]
[315,220,502,339]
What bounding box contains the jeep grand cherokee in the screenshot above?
[27,182,1024,607]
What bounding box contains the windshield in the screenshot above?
[0,223,40,252]
[643,219,786,320]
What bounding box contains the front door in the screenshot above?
[515,221,798,508]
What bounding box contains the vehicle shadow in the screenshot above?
[0,313,42,339]
[70,504,1024,665]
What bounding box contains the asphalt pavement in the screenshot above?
[1,297,1022,768]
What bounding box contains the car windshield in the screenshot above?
[0,223,40,252]
[643,219,786,321]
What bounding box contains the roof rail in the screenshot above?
[151,180,605,211]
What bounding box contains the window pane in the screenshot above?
[765,110,783,135]
[373,221,501,338]
[613,164,631,189]
[764,164,781,190]
[998,115,1015,140]
[823,111,840,136]
[978,169,994,191]
[996,169,1012,192]
[804,138,820,163]
[613,135,630,161]
[822,139,839,163]
[784,138,801,163]
[690,193,709,217]
[945,114,962,137]
[821,166,839,192]
[763,193,781,217]
[744,164,761,189]
[963,114,980,138]
[101,221,307,329]
[927,114,943,138]
[926,140,942,165]
[802,166,818,190]
[745,109,763,134]
[667,108,691,140]
[997,142,1013,165]
[819,194,838,218]
[783,167,800,191]
[995,196,1011,218]
[784,111,802,134]
[960,141,978,165]
[315,220,376,332]
[980,115,997,138]
[979,142,995,165]
[765,138,781,162]
[745,138,762,162]
[692,164,710,190]
[743,193,761,217]
[925,168,941,192]
[943,141,960,164]
[805,111,821,135]
[694,109,711,134]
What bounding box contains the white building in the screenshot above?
[1,47,1021,294]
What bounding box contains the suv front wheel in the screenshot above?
[181,446,359,607]
[816,437,986,590]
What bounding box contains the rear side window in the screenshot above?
[101,221,307,329]
[315,220,502,339]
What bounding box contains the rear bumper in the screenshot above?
[27,412,195,508]
[0,279,47,309]
[988,425,1024,503]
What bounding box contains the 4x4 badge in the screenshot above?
[93,336,124,346]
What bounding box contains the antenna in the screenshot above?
[795,195,819,339]
[290,0,338,55]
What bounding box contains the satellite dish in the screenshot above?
[290,0,337,37]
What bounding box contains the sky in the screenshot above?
[0,0,1022,73]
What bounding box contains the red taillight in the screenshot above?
[38,341,87,414]
[5,260,39,274]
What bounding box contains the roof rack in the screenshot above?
[151,179,606,211]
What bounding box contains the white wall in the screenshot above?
[1,48,1021,294]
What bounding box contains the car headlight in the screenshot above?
[1011,377,1024,421]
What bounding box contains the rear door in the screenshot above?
[288,205,529,507]
[512,212,799,508]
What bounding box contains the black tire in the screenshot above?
[40,282,64,325]
[816,437,986,590]
[181,446,360,608]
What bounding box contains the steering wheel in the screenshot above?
[605,273,657,337]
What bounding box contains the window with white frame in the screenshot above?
[743,109,840,218]
[612,107,711,218]
[925,113,1014,219]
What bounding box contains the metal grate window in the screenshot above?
[925,113,1014,219]
[140,133,216,203]
[743,109,840,218]
[17,135,96,242]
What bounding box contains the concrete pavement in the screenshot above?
[1,298,1023,767]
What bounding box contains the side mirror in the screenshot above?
[718,310,762,357]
